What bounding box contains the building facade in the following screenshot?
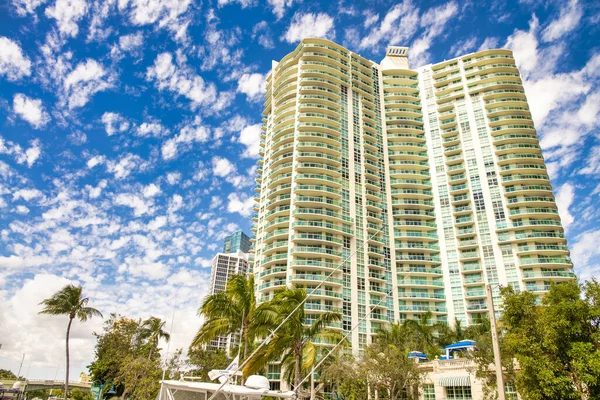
[223,230,252,253]
[206,250,250,351]
[251,38,573,365]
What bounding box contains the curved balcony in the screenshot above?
[397,278,444,289]
[291,233,343,247]
[289,259,338,272]
[295,162,342,176]
[295,184,342,198]
[261,253,289,268]
[292,208,352,224]
[516,244,569,256]
[506,195,556,207]
[521,270,576,281]
[258,279,288,291]
[289,245,343,260]
[398,305,447,314]
[519,257,572,268]
[290,274,343,286]
[398,291,446,302]
[260,266,288,279]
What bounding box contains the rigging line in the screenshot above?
[294,268,424,393]
[206,224,385,400]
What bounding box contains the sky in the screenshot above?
[0,0,599,381]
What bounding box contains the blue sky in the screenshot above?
[0,0,599,380]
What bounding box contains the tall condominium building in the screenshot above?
[223,230,252,253]
[206,249,250,351]
[251,38,574,361]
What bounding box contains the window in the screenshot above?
[505,382,518,400]
[423,384,436,399]
[446,386,472,400]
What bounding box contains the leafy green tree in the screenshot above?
[320,353,368,400]
[192,274,275,364]
[39,284,102,399]
[88,314,141,392]
[115,355,162,400]
[0,369,18,379]
[501,280,600,399]
[186,346,232,381]
[246,288,346,390]
[140,316,171,360]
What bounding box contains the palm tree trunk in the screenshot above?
[65,317,73,399]
[294,353,301,391]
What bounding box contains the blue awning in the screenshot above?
[408,351,428,360]
[445,339,476,350]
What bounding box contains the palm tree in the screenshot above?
[192,274,274,364]
[245,288,346,391]
[39,284,102,399]
[140,316,170,360]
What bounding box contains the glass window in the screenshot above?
[423,384,436,400]
[505,382,518,400]
[446,386,472,400]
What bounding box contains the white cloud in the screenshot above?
[23,140,41,167]
[147,52,230,112]
[218,0,255,8]
[166,172,181,185]
[13,94,50,129]
[0,137,41,167]
[252,21,274,48]
[409,1,458,67]
[571,229,600,280]
[101,112,130,135]
[143,183,161,198]
[137,122,167,137]
[114,193,150,216]
[477,37,500,52]
[283,12,335,43]
[239,123,262,158]
[0,37,32,81]
[13,188,42,201]
[541,0,583,42]
[161,117,210,160]
[555,183,574,230]
[359,1,420,50]
[268,0,294,19]
[106,153,147,179]
[227,192,254,217]
[45,0,87,37]
[63,59,113,109]
[16,205,30,214]
[118,0,192,35]
[449,37,477,57]
[12,0,48,15]
[86,180,107,198]
[212,156,235,177]
[119,31,144,52]
[86,155,105,168]
[237,73,267,101]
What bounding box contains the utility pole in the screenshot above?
[486,284,506,400]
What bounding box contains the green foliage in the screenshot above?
[87,313,171,399]
[115,355,162,400]
[245,288,346,389]
[320,354,368,400]
[193,274,276,366]
[186,347,232,381]
[0,369,17,379]
[323,323,423,400]
[500,280,600,399]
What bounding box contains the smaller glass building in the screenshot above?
[223,230,251,253]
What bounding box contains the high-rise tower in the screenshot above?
[251,39,574,375]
